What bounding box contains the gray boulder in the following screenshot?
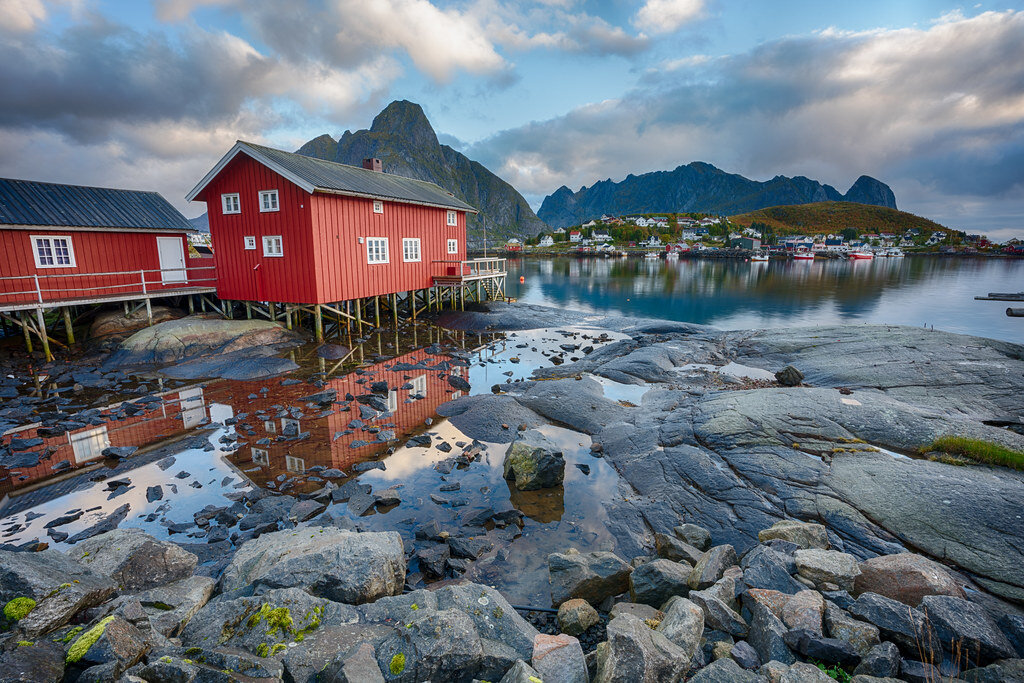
[67,528,197,592]
[501,659,544,683]
[656,596,704,660]
[548,550,632,607]
[629,559,691,608]
[689,545,738,590]
[853,553,964,607]
[674,523,712,551]
[852,641,901,678]
[504,430,566,490]
[434,583,539,662]
[793,549,860,592]
[688,657,768,682]
[774,365,804,386]
[219,527,405,604]
[748,600,796,665]
[0,639,65,682]
[689,588,747,637]
[783,628,861,668]
[311,642,384,683]
[0,548,116,637]
[960,659,1024,682]
[533,633,588,683]
[63,615,149,678]
[558,598,599,636]
[594,613,689,682]
[740,546,806,595]
[655,533,704,565]
[780,662,833,682]
[132,575,216,637]
[919,595,1016,664]
[374,608,484,683]
[758,520,829,550]
[848,592,940,657]
[731,640,760,669]
[824,601,880,656]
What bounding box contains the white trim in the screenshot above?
[244,235,256,250]
[184,141,479,214]
[1,224,195,234]
[30,234,76,268]
[402,237,421,262]
[366,237,389,264]
[373,200,384,214]
[262,235,283,257]
[447,238,459,255]
[259,189,279,212]
[221,193,240,214]
[447,210,457,226]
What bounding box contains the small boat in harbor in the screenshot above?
[885,248,905,257]
[850,250,874,260]
[644,251,659,260]
[751,252,769,262]
[793,250,815,261]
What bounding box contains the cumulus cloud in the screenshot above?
[634,0,705,35]
[0,0,47,33]
[468,10,1024,235]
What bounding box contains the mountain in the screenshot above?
[296,100,546,244]
[188,214,209,232]
[730,202,947,236]
[537,162,897,228]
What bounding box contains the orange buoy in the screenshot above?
[519,276,525,283]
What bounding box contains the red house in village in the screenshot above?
[0,178,205,308]
[186,141,479,307]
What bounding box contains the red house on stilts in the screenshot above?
[186,141,507,339]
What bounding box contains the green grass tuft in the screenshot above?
[925,436,1024,470]
[4,597,36,621]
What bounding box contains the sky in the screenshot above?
[1,0,1022,240]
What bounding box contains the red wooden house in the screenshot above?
[186,141,480,308]
[0,178,208,308]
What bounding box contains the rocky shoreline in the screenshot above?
[1,302,1023,681]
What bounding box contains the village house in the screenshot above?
[568,230,582,242]
[538,235,554,247]
[553,227,566,235]
[927,231,947,245]
[504,238,522,252]
[592,231,611,242]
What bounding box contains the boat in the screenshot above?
[644,252,659,260]
[750,252,769,262]
[850,250,874,260]
[666,250,679,260]
[793,250,815,261]
[886,247,905,257]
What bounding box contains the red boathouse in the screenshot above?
[0,178,216,359]
[186,141,507,339]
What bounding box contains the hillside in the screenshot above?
[729,201,949,236]
[537,163,897,228]
[296,100,547,244]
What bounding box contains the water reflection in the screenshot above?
[506,256,1024,342]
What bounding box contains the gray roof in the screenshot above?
[186,141,477,213]
[0,177,193,231]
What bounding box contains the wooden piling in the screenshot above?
[62,307,75,345]
[35,307,52,361]
[314,305,324,342]
[21,311,33,353]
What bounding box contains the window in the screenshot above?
[387,389,399,413]
[447,210,457,226]
[31,236,75,268]
[263,420,276,433]
[286,456,306,473]
[447,238,458,255]
[222,193,240,214]
[259,190,279,212]
[244,236,256,250]
[69,425,109,465]
[263,235,283,257]
[373,200,384,214]
[402,238,421,262]
[251,448,269,466]
[411,374,427,398]
[367,237,389,264]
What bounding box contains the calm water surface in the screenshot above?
[505,256,1024,343]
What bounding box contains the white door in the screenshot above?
[157,236,187,284]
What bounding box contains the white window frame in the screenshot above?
[244,236,256,250]
[373,200,384,214]
[367,237,389,264]
[259,189,279,212]
[251,448,269,466]
[30,235,76,268]
[387,389,399,413]
[263,420,276,433]
[285,455,306,473]
[221,193,240,215]
[447,238,459,255]
[447,210,457,226]
[262,235,283,257]
[411,374,427,398]
[402,237,421,263]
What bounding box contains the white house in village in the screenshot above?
[592,231,611,242]
[644,235,663,248]
[539,235,554,247]
[582,220,598,229]
[569,230,582,242]
[554,227,566,235]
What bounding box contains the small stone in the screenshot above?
[758,520,829,550]
[774,365,804,386]
[629,558,692,608]
[689,544,737,590]
[674,523,712,551]
[781,590,825,634]
[731,640,760,669]
[557,599,599,636]
[852,641,900,679]
[794,549,860,592]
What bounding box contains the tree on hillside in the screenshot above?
[841,227,858,242]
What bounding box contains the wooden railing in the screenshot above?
[431,258,507,280]
[0,263,217,307]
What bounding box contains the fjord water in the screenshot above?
[506,256,1024,342]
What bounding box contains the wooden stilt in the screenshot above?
[21,311,33,353]
[285,305,293,330]
[409,290,415,319]
[355,300,363,335]
[62,307,75,345]
[374,297,381,328]
[35,307,52,361]
[314,305,324,342]
[391,293,398,324]
[188,296,195,314]
[269,302,276,321]
[145,298,154,326]
[246,302,252,320]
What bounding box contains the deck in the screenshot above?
[431,257,507,285]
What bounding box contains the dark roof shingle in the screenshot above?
[0,178,193,231]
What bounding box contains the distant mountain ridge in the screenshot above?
[730,201,947,236]
[537,162,897,228]
[296,100,546,244]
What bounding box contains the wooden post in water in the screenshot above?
[355,299,363,335]
[62,307,75,346]
[285,305,293,330]
[314,305,324,342]
[246,302,252,320]
[35,307,52,361]
[374,297,381,328]
[391,293,398,324]
[21,311,33,353]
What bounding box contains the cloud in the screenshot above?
[0,0,47,33]
[634,0,705,35]
[468,10,1024,235]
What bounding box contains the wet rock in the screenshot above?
[848,592,939,657]
[740,546,806,595]
[794,549,860,592]
[101,446,137,459]
[312,641,384,682]
[549,550,632,607]
[673,524,712,551]
[504,429,566,490]
[688,657,766,682]
[67,528,197,592]
[145,486,162,503]
[655,533,704,565]
[853,553,964,607]
[65,503,131,544]
[219,526,405,604]
[373,607,484,682]
[594,613,689,682]
[416,544,451,579]
[656,596,704,658]
[824,602,880,656]
[919,594,1016,664]
[317,343,350,360]
[689,545,738,591]
[290,499,327,522]
[899,659,943,683]
[533,633,588,683]
[63,615,149,677]
[609,602,663,622]
[758,520,829,550]
[0,639,65,682]
[630,559,692,608]
[558,598,599,636]
[0,548,117,637]
[448,375,472,392]
[852,641,901,678]
[783,628,861,668]
[133,575,216,637]
[774,365,804,386]
[747,600,796,666]
[959,659,1024,682]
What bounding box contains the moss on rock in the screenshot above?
[3,597,36,621]
[66,615,115,664]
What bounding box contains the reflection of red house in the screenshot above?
[216,349,461,492]
[0,388,206,496]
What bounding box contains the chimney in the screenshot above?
[362,158,382,173]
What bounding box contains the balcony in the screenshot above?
[431,258,507,285]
